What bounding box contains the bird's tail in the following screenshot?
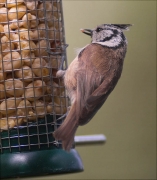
[53,102,78,151]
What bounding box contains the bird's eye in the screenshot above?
[96,28,103,32]
[113,29,118,34]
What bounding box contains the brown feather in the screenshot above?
[76,44,126,125]
[53,101,78,151]
[54,42,127,151]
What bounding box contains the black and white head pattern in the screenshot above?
[91,24,131,48]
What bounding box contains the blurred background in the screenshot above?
[16,0,156,179]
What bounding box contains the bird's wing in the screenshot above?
[76,44,117,125]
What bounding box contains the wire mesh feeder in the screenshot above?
[0,0,83,178]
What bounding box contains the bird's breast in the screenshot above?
[64,56,79,103]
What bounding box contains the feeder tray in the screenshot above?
[0,0,83,178]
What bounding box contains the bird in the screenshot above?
[53,24,132,151]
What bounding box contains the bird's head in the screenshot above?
[81,24,132,48]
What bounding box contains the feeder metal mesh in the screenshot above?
[0,0,69,153]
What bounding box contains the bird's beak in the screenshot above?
[80,29,92,36]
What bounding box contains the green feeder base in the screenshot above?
[0,148,84,179]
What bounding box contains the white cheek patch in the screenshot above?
[93,34,124,47]
[104,30,114,38]
[94,30,113,42]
